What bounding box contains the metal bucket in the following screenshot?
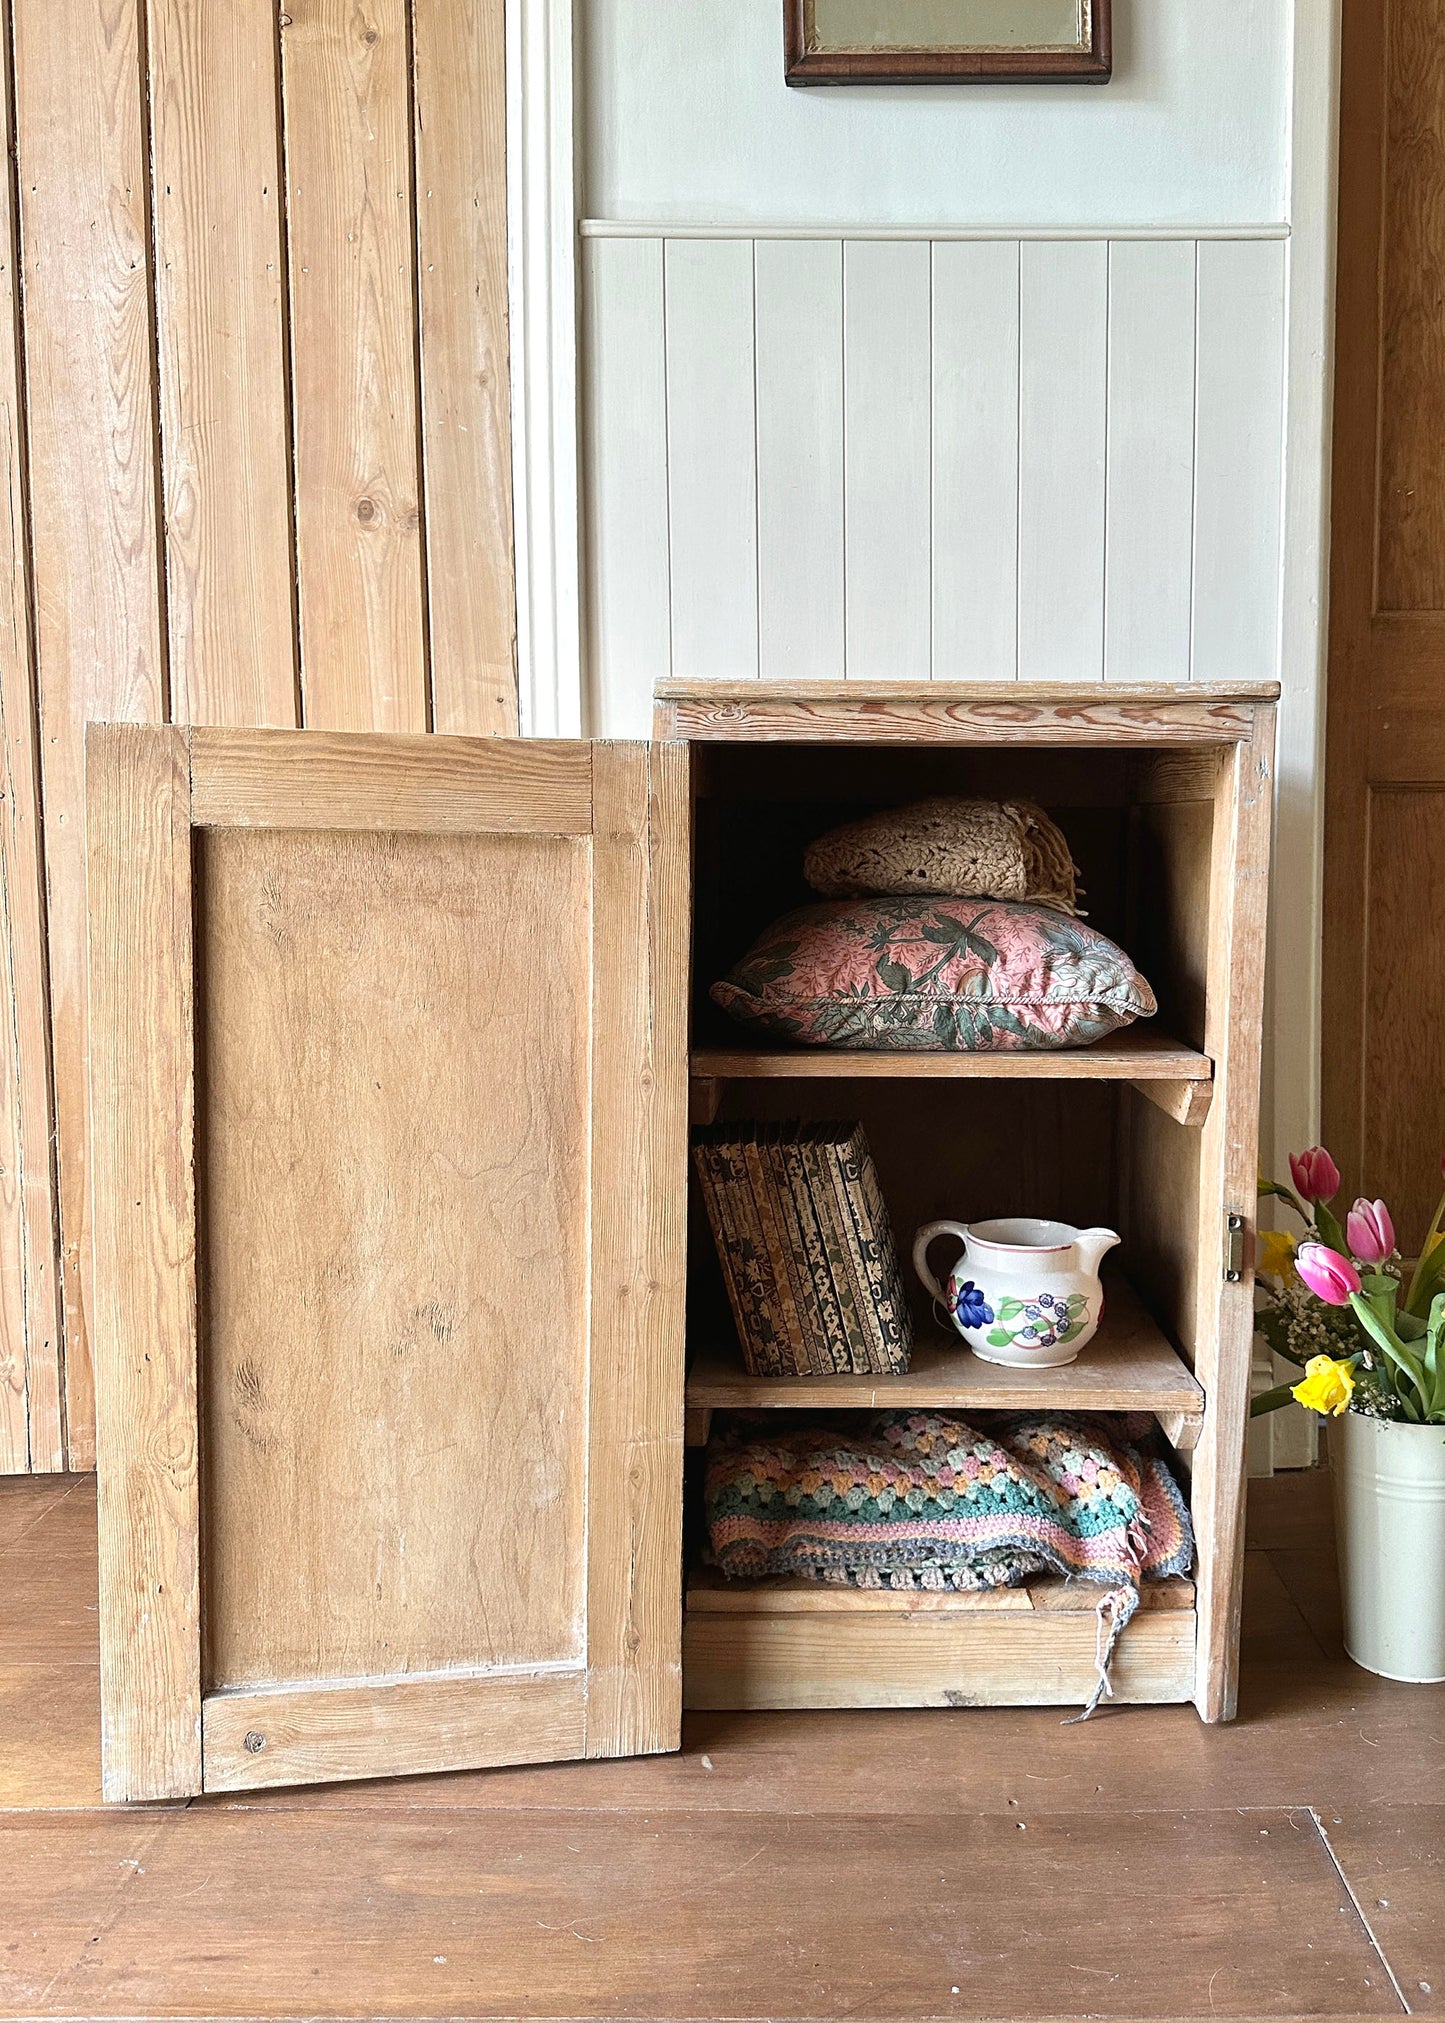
[1332,1412,1445,1683]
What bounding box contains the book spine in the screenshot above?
[694,1138,786,1378]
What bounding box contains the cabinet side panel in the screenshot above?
[585,743,689,1757]
[86,724,201,1801]
[197,825,591,1688]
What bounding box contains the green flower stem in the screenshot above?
[1406,1214,1445,1317]
[1346,1291,1426,1422]
[1250,1383,1301,1419]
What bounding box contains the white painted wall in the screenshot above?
[583,0,1290,228]
[566,0,1339,1467]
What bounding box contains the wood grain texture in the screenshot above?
[202,1668,586,1793]
[14,0,168,1470]
[686,1569,1197,1616]
[0,10,61,1473]
[147,0,298,729]
[1358,790,1445,1250]
[584,743,689,1759]
[686,1277,1204,1417]
[84,725,200,1802]
[189,726,592,833]
[412,0,517,734]
[197,824,591,1691]
[655,683,1272,748]
[691,1026,1211,1084]
[1325,0,1445,1239]
[682,1609,1195,1710]
[281,0,426,730]
[1377,0,1445,611]
[1189,708,1278,1722]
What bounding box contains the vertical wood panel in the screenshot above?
[932,239,1019,680]
[14,0,168,1468]
[413,0,517,734]
[755,240,843,682]
[583,238,669,736]
[1192,240,1286,683]
[1104,240,1196,681]
[1361,790,1445,1248]
[1377,0,1445,612]
[0,11,60,1470]
[585,742,687,1757]
[665,239,757,681]
[148,0,298,730]
[86,724,201,1801]
[1017,240,1107,682]
[843,240,931,681]
[281,0,427,730]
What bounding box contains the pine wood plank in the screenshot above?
[0,9,61,1473]
[281,0,426,730]
[686,1569,1196,1615]
[413,0,517,735]
[682,1608,1196,1709]
[685,1278,1204,1418]
[654,682,1276,746]
[201,1668,587,1794]
[188,726,592,833]
[0,1803,1395,2018]
[691,1026,1211,1082]
[584,744,689,1758]
[1190,706,1278,1722]
[14,0,168,1469]
[84,724,200,1802]
[196,824,592,1696]
[148,0,298,730]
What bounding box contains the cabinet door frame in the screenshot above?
[86,724,688,1801]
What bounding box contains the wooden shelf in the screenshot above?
[687,1566,1195,1616]
[684,1276,1204,1447]
[689,1027,1213,1126]
[682,1568,1197,1709]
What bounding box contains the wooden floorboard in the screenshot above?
[0,1470,1439,2020]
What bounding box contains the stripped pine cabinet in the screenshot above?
[88,681,1274,1798]
[87,725,687,1799]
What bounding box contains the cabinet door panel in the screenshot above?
[86,726,688,1800]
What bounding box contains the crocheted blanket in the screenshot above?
[704,1410,1193,1715]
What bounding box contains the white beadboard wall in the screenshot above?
[582,229,1287,735]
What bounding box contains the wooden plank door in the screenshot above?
[85,725,688,1800]
[1325,0,1445,1240]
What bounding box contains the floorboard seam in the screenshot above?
[1310,1805,1413,2014]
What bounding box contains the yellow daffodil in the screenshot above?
[1291,1354,1356,1418]
[1258,1228,1298,1282]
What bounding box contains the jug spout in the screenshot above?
[1074,1226,1121,1277]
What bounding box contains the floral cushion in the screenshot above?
[710,898,1156,1051]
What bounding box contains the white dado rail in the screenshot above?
[581,222,1288,737]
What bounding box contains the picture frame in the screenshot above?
[783,0,1112,86]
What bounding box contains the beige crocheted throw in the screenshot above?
[804,797,1081,914]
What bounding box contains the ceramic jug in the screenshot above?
[911,1217,1120,1369]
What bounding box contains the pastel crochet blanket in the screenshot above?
[704,1410,1193,1715]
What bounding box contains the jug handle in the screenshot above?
[912,1220,971,1305]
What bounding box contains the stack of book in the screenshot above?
[692,1122,913,1378]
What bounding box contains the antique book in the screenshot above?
[693,1122,913,1377]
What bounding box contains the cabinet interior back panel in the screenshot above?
[195,827,591,1691]
[583,232,1288,732]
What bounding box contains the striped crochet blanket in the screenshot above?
[704,1410,1193,1715]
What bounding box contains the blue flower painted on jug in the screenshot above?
[953,1279,995,1329]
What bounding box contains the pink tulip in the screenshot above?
[1346,1197,1395,1266]
[1289,1146,1342,1204]
[1295,1243,1361,1307]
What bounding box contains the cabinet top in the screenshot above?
[653,680,1280,748]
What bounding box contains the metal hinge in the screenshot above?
[1224,1210,1246,1283]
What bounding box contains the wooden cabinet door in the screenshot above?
[85,726,688,1800]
